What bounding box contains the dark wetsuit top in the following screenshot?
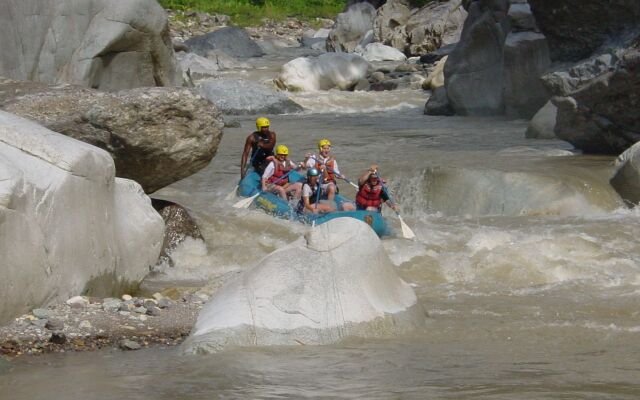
[250,132,274,175]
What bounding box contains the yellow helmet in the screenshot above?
[256,117,270,130]
[275,144,289,156]
[318,138,331,150]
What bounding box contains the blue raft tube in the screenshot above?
[237,171,390,237]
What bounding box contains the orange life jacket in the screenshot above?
[315,158,336,183]
[267,157,292,185]
[356,182,384,211]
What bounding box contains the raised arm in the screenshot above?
[240,135,255,179]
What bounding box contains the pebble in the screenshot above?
[102,298,122,312]
[32,308,50,319]
[66,296,89,308]
[49,332,67,344]
[30,319,48,328]
[122,294,133,301]
[79,320,92,329]
[119,339,141,351]
[146,306,161,316]
[157,298,174,309]
[45,319,65,330]
[152,293,164,301]
[143,300,157,309]
[133,307,147,314]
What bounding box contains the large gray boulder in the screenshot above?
[503,31,551,118]
[373,0,413,51]
[444,0,511,115]
[443,0,552,117]
[374,0,467,56]
[543,42,640,154]
[0,111,164,324]
[0,79,224,193]
[0,0,182,91]
[404,0,468,56]
[182,218,425,354]
[528,0,640,62]
[185,27,264,59]
[610,141,640,206]
[198,79,303,115]
[327,2,377,53]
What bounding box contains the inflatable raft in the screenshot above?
[237,171,390,236]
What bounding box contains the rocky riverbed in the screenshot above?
[0,289,214,357]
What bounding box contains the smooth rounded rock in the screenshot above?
[182,218,425,354]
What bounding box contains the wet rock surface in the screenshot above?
[0,78,224,193]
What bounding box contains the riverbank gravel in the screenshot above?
[0,290,210,358]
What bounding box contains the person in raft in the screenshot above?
[297,168,336,214]
[261,145,303,200]
[355,164,399,213]
[240,117,276,179]
[304,138,355,211]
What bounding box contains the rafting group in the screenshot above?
[233,117,415,238]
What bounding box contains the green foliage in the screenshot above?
[158,0,346,26]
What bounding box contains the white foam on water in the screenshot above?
[547,321,640,333]
[156,237,243,283]
[290,89,426,114]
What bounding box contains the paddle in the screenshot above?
[226,149,260,201]
[308,156,358,189]
[374,171,416,240]
[232,169,295,209]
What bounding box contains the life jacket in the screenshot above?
[315,157,336,183]
[266,157,292,185]
[297,181,321,212]
[250,132,273,172]
[356,182,384,211]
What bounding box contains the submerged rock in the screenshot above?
[198,79,303,114]
[610,142,640,206]
[276,53,370,91]
[182,218,425,354]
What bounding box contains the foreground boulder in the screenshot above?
[182,218,425,354]
[0,0,182,90]
[610,142,640,206]
[275,53,370,91]
[0,79,224,193]
[198,79,303,115]
[0,111,164,324]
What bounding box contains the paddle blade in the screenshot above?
[347,180,359,189]
[225,184,239,201]
[397,213,416,239]
[232,192,260,209]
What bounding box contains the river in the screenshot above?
[1,63,639,398]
